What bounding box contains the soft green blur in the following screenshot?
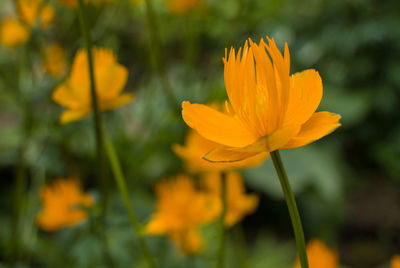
[0,0,399,267]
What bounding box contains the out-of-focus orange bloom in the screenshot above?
[0,18,30,48]
[166,0,201,15]
[182,37,341,163]
[36,178,94,231]
[173,128,267,173]
[52,47,133,124]
[145,175,219,254]
[44,44,68,78]
[293,239,339,268]
[201,171,259,227]
[392,255,400,268]
[16,0,55,29]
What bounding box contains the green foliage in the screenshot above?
[0,0,399,267]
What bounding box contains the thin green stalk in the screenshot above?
[77,0,109,219]
[143,0,177,109]
[217,172,227,268]
[270,150,309,268]
[76,1,114,266]
[104,136,156,268]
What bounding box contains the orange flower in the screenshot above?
[166,0,202,14]
[201,171,259,227]
[36,178,94,231]
[293,239,339,268]
[173,125,268,173]
[44,44,68,78]
[392,255,400,268]
[0,18,30,48]
[52,47,133,124]
[182,37,341,162]
[16,0,55,29]
[145,175,219,254]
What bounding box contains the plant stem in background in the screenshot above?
[270,150,309,268]
[143,0,177,109]
[104,136,157,268]
[76,0,109,220]
[217,172,227,268]
[77,1,114,266]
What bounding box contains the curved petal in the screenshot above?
[204,146,262,163]
[60,109,91,124]
[52,79,90,109]
[204,125,299,162]
[282,112,341,149]
[97,64,128,99]
[100,93,134,111]
[182,101,257,147]
[284,69,323,126]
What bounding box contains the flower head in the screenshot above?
[145,175,219,254]
[36,178,94,231]
[0,18,30,48]
[44,44,68,78]
[294,239,338,268]
[182,37,341,162]
[173,127,268,173]
[201,171,259,227]
[52,47,133,124]
[166,0,202,14]
[16,0,55,29]
[392,255,400,268]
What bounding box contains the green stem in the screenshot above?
[104,136,156,268]
[217,172,227,268]
[143,0,177,109]
[270,150,309,268]
[76,1,114,266]
[77,0,109,219]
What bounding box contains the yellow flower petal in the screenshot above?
[169,228,204,255]
[284,69,323,126]
[293,239,338,268]
[16,0,54,29]
[52,46,132,124]
[52,83,88,109]
[282,112,341,149]
[172,126,267,172]
[201,171,259,227]
[44,44,68,78]
[36,178,94,232]
[100,93,134,111]
[203,146,261,163]
[182,101,257,147]
[391,255,400,268]
[97,64,129,99]
[204,125,299,162]
[60,109,91,124]
[0,18,30,48]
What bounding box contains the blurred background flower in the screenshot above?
[52,47,133,124]
[36,178,94,232]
